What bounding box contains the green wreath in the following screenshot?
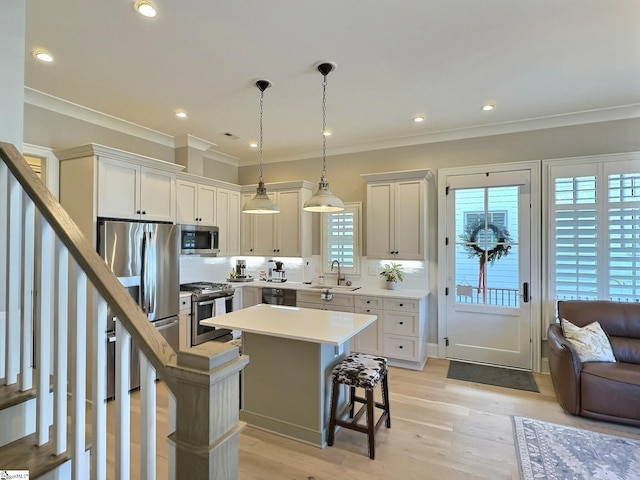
[460,221,512,264]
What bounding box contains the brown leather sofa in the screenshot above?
[548,300,640,426]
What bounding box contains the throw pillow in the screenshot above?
[561,319,617,363]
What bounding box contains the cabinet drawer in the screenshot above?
[179,293,192,314]
[383,312,418,336]
[355,306,382,316]
[355,296,383,309]
[297,301,354,312]
[382,297,419,313]
[384,335,419,361]
[297,291,354,308]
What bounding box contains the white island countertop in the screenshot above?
[201,304,376,346]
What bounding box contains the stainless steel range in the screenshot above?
[180,282,235,345]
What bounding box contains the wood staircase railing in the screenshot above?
[0,142,248,479]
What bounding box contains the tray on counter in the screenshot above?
[227,276,255,283]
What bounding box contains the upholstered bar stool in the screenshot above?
[327,352,391,459]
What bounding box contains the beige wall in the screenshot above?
[239,118,640,255]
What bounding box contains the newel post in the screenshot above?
[165,342,249,479]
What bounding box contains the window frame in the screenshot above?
[543,152,640,332]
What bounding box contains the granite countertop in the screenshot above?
[201,303,377,345]
[229,281,429,300]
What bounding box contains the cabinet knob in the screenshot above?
[249,248,253,252]
[400,303,404,307]
[399,321,404,325]
[142,211,146,215]
[366,300,370,304]
[366,309,371,313]
[136,210,141,214]
[399,345,404,349]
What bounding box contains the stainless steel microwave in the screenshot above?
[179,225,219,255]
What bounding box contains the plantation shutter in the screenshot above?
[326,211,355,268]
[548,158,639,303]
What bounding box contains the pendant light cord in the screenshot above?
[259,88,265,183]
[321,75,328,179]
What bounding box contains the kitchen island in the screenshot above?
[201,303,377,447]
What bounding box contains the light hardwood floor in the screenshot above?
[114,358,640,479]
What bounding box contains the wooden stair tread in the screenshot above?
[0,383,36,410]
[0,424,92,479]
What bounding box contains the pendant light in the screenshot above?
[303,62,345,212]
[243,79,280,214]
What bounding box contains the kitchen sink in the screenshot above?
[308,285,361,291]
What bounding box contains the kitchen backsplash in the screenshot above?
[180,255,430,291]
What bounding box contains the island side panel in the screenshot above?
[240,332,345,447]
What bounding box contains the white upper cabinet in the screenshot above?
[241,181,313,257]
[363,170,433,260]
[98,157,176,222]
[217,187,241,256]
[176,179,216,226]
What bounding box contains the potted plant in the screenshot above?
[379,262,404,290]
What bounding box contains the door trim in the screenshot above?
[437,160,542,372]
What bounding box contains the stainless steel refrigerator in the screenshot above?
[98,219,180,400]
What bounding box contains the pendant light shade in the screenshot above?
[243,79,280,214]
[303,62,344,213]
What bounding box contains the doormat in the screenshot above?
[513,416,640,480]
[447,360,539,392]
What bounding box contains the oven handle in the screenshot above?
[197,299,216,307]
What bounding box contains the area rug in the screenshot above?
[447,360,539,392]
[513,416,640,480]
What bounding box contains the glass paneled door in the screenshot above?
[445,170,532,369]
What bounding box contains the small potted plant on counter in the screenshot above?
[379,262,404,290]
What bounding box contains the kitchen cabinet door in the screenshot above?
[98,158,174,222]
[176,180,198,224]
[366,175,426,260]
[98,158,140,219]
[240,193,256,254]
[139,166,175,222]
[274,189,303,257]
[217,188,241,256]
[176,180,216,226]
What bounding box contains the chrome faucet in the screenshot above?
[331,260,344,286]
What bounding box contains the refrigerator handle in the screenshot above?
[148,230,156,315]
[141,231,150,314]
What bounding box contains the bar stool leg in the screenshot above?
[382,373,391,428]
[327,380,340,447]
[366,389,375,459]
[349,385,356,418]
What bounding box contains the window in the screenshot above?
[321,202,362,275]
[547,157,640,303]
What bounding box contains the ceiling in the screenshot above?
[24,0,640,166]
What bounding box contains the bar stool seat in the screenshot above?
[327,353,391,459]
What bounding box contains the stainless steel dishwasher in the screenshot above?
[261,287,296,306]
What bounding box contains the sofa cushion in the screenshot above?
[561,319,617,363]
[609,336,640,365]
[580,362,640,422]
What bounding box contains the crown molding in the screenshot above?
[174,133,217,150]
[203,149,239,167]
[25,87,176,148]
[239,103,640,166]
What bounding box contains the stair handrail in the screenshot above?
[0,141,178,389]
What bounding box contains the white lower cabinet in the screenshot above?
[381,296,427,369]
[353,296,383,355]
[179,292,192,351]
[242,286,262,308]
[296,290,427,369]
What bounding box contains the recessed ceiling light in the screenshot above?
[175,110,187,119]
[413,115,425,123]
[134,1,157,17]
[482,103,495,111]
[249,142,258,148]
[33,49,53,63]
